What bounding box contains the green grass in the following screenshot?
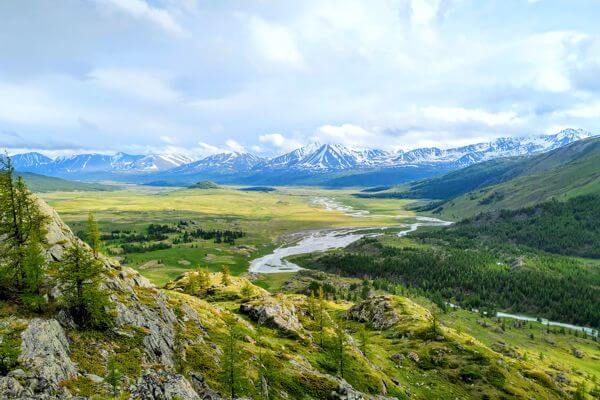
[19,172,117,193]
[39,186,411,286]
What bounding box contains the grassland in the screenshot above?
[39,186,413,286]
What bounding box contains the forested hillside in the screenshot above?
[429,195,600,258]
[296,237,600,328]
[356,136,600,219]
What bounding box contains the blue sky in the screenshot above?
[1,0,600,157]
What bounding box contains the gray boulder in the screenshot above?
[347,296,400,330]
[19,318,77,393]
[239,296,303,338]
[130,370,200,400]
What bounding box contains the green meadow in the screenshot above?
[39,186,413,286]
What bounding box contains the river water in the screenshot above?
[248,197,452,273]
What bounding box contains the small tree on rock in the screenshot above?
[58,244,111,329]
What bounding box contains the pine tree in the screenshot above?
[317,287,327,347]
[306,291,316,318]
[358,324,369,359]
[0,158,48,295]
[221,265,231,286]
[105,356,123,397]
[20,234,46,311]
[187,267,211,295]
[333,320,346,378]
[58,244,111,329]
[255,324,270,399]
[240,281,253,298]
[222,315,241,399]
[87,212,101,259]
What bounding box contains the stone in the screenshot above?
[114,293,177,367]
[0,376,30,398]
[239,297,303,338]
[571,348,585,358]
[347,296,399,330]
[19,319,78,391]
[130,370,200,400]
[407,352,420,363]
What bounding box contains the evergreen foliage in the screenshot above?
[57,244,112,329]
[0,157,48,298]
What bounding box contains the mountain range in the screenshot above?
[8,128,594,186]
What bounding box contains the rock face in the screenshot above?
[347,296,399,330]
[130,370,201,400]
[18,319,78,395]
[113,291,177,367]
[239,296,303,337]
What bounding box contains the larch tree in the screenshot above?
[221,314,242,399]
[58,243,111,329]
[0,157,47,300]
[87,212,101,259]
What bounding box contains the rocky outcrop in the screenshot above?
[113,291,177,367]
[347,296,400,330]
[18,319,77,396]
[130,370,200,400]
[239,296,303,338]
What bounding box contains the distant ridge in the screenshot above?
[9,128,594,186]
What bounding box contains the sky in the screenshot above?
[1,0,600,158]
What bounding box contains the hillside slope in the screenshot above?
[1,199,591,399]
[18,172,116,192]
[359,136,600,202]
[436,137,600,218]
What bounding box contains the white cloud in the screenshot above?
[248,16,304,67]
[420,107,522,126]
[197,142,222,155]
[101,0,185,36]
[225,139,246,153]
[312,124,376,147]
[556,102,600,118]
[89,68,181,103]
[258,133,303,152]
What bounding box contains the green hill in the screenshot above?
[436,137,600,218]
[18,172,116,193]
[188,180,220,189]
[356,137,600,208]
[430,195,600,258]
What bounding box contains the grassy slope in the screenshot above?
[435,137,600,219]
[18,172,116,193]
[357,137,600,220]
[102,273,600,398]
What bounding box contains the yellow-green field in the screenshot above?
[39,186,414,285]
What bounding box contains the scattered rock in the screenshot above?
[555,373,570,384]
[391,353,405,365]
[407,352,420,363]
[239,296,303,338]
[0,376,30,399]
[571,348,585,359]
[347,296,400,330]
[130,370,200,400]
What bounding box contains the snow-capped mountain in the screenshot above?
[169,152,263,175]
[7,128,594,184]
[10,152,195,176]
[257,143,391,171]
[9,152,53,170]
